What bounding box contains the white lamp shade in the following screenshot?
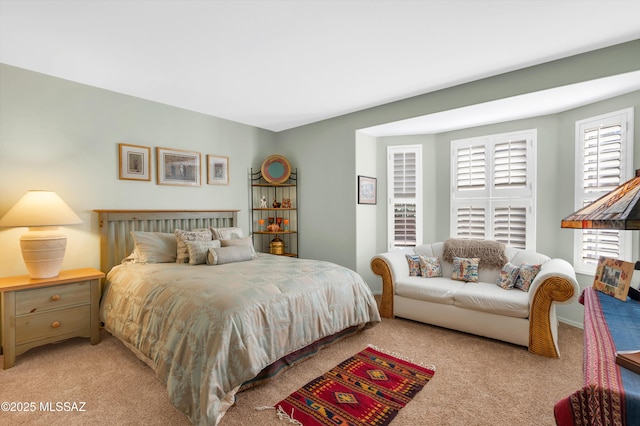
[0,190,82,227]
[0,191,83,278]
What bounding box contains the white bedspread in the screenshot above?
[99,253,380,425]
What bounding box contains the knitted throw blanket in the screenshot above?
[442,238,508,269]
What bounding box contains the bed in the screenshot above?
[94,210,381,425]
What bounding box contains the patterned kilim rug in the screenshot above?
[264,345,435,426]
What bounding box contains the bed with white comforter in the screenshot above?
[100,252,380,425]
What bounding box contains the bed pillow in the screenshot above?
[221,237,257,258]
[206,245,255,265]
[419,256,442,278]
[515,263,542,292]
[451,257,480,282]
[406,254,422,276]
[186,239,222,265]
[129,231,177,263]
[212,227,244,240]
[175,229,214,264]
[496,262,520,289]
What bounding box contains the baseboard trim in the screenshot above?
[559,318,584,329]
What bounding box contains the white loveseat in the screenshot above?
[371,241,580,357]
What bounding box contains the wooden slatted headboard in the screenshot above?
[94,210,239,274]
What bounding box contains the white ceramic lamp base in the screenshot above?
[20,227,67,279]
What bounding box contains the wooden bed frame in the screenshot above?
[94,210,239,274]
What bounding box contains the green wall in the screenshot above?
[0,64,277,277]
[278,40,640,326]
[1,40,639,327]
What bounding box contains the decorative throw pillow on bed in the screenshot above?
[221,237,257,258]
[186,239,222,265]
[515,263,542,292]
[206,245,255,265]
[211,227,244,240]
[419,255,442,278]
[175,229,213,263]
[451,257,480,282]
[129,231,177,263]
[496,262,520,289]
[406,254,422,276]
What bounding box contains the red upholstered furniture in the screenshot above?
[554,287,640,425]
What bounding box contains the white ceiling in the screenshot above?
[1,0,639,133]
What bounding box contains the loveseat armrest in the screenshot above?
[527,258,580,357]
[371,248,414,319]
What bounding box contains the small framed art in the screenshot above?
[156,147,201,186]
[358,175,377,205]
[119,143,151,181]
[593,256,635,301]
[207,155,229,185]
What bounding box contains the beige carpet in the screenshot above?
[0,318,583,426]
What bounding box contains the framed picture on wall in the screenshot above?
[156,147,201,186]
[358,175,377,205]
[593,256,635,301]
[207,155,229,185]
[118,143,151,181]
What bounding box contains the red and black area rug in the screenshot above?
[268,345,435,426]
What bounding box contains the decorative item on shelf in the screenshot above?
[267,222,281,232]
[276,217,283,227]
[268,217,275,225]
[273,199,281,208]
[561,169,640,301]
[284,219,289,231]
[258,219,265,231]
[270,236,284,255]
[282,198,292,208]
[260,196,268,208]
[0,190,83,278]
[261,154,291,184]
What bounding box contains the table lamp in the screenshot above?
[0,190,83,278]
[561,169,640,300]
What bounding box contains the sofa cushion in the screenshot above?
[515,263,542,292]
[509,250,549,266]
[406,254,422,276]
[496,262,520,289]
[419,256,442,277]
[453,282,530,318]
[451,257,480,282]
[396,277,465,305]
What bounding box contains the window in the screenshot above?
[573,108,634,275]
[387,145,422,249]
[451,130,536,250]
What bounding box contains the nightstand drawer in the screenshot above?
[15,281,91,315]
[15,305,91,346]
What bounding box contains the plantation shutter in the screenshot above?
[580,121,624,263]
[493,139,527,189]
[451,130,536,250]
[493,205,527,249]
[393,150,417,247]
[387,145,422,249]
[454,205,486,240]
[456,143,486,191]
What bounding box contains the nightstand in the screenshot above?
[0,267,105,369]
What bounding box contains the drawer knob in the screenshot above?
[51,321,61,328]
[51,294,61,301]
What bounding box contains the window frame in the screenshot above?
[387,144,423,250]
[572,108,634,275]
[450,129,537,250]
